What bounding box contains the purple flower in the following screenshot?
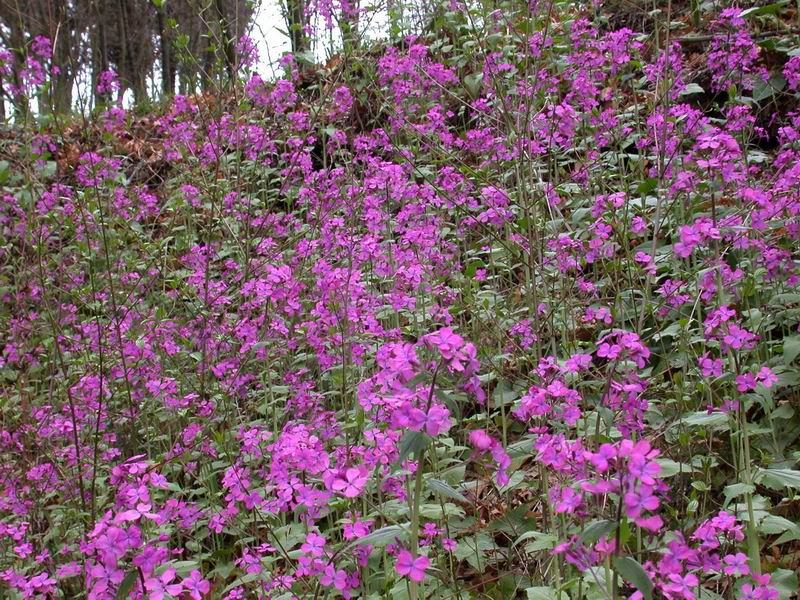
[183,570,211,599]
[144,568,183,600]
[331,467,368,498]
[395,550,430,582]
[301,532,326,557]
[723,552,750,577]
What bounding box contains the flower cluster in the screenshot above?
[1,5,799,599]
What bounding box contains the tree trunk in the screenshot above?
[118,0,148,104]
[286,0,308,55]
[8,14,29,120]
[156,3,174,96]
[116,0,130,101]
[49,0,74,113]
[93,0,111,106]
[202,39,215,91]
[214,0,235,82]
[341,0,360,53]
[52,34,74,112]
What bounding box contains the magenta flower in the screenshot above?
[469,429,493,451]
[723,552,749,577]
[88,564,124,596]
[757,367,777,388]
[442,538,457,552]
[587,443,616,472]
[596,342,621,360]
[424,404,452,436]
[623,488,659,518]
[699,354,723,378]
[555,486,582,514]
[183,570,211,599]
[395,550,430,582]
[736,373,757,393]
[664,572,699,600]
[144,568,183,600]
[96,69,120,95]
[301,532,326,557]
[331,467,368,498]
[320,565,349,590]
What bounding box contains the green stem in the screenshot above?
[409,451,426,600]
[740,411,761,575]
[409,362,441,600]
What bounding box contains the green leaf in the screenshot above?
[454,533,496,570]
[427,478,469,503]
[723,483,755,504]
[770,293,800,307]
[512,530,548,548]
[488,504,535,534]
[580,520,617,544]
[115,570,139,599]
[517,531,558,551]
[754,468,800,490]
[739,1,788,17]
[759,514,800,535]
[526,586,568,600]
[295,50,316,65]
[753,73,786,102]
[224,572,263,593]
[635,178,659,196]
[499,470,525,492]
[679,83,705,96]
[170,560,200,576]
[682,411,730,430]
[783,335,800,365]
[774,526,800,545]
[656,459,692,478]
[211,562,235,579]
[618,517,632,546]
[493,379,519,406]
[463,73,482,98]
[352,524,407,547]
[398,430,429,462]
[771,568,799,600]
[613,556,653,600]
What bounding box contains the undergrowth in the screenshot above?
[1,1,800,599]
